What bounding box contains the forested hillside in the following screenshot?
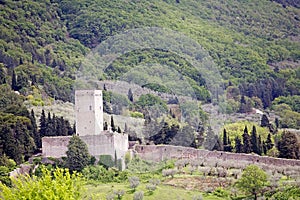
[0,0,299,164]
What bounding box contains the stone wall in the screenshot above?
[134,145,300,167]
[42,132,128,169]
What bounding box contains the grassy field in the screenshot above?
[83,182,226,200]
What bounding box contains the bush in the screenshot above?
[98,155,115,168]
[128,176,140,191]
[113,189,125,200]
[213,187,230,198]
[130,111,144,118]
[192,194,203,200]
[0,167,83,200]
[133,191,144,200]
[162,169,177,178]
[146,184,157,195]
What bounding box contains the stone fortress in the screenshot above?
[42,89,300,170]
[42,90,128,169]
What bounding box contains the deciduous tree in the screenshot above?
[236,165,269,200]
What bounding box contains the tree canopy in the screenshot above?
[66,136,91,172]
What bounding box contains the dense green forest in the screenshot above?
[0,0,300,167]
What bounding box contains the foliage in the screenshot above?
[133,191,144,200]
[235,165,269,200]
[128,176,140,191]
[136,94,167,111]
[271,185,300,200]
[82,165,128,183]
[0,167,83,200]
[98,155,115,169]
[278,131,300,159]
[66,136,91,172]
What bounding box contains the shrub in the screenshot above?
[0,167,83,200]
[128,176,140,191]
[162,169,177,178]
[98,155,114,168]
[146,184,157,195]
[213,187,230,198]
[113,189,125,200]
[192,194,203,200]
[149,178,160,186]
[133,191,144,200]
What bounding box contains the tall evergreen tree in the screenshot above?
[278,131,300,159]
[257,135,263,155]
[39,110,47,138]
[265,133,274,152]
[111,116,116,132]
[251,126,259,154]
[223,128,228,146]
[11,69,18,91]
[66,136,91,172]
[29,109,40,149]
[104,122,108,131]
[128,88,133,102]
[203,126,216,150]
[242,126,252,153]
[260,114,270,127]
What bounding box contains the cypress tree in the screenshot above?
[30,109,40,149]
[104,122,108,131]
[265,133,274,152]
[234,136,243,153]
[117,126,122,133]
[11,69,18,91]
[261,114,269,127]
[251,126,259,154]
[223,128,228,146]
[242,126,252,153]
[257,135,263,155]
[111,116,116,132]
[128,88,133,102]
[39,110,47,138]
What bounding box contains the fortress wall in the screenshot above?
[42,133,129,170]
[135,145,300,167]
[42,136,72,158]
[81,134,115,157]
[42,133,117,159]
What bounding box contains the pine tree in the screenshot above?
[251,126,259,154]
[242,126,252,153]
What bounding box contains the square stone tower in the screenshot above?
[75,90,103,136]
